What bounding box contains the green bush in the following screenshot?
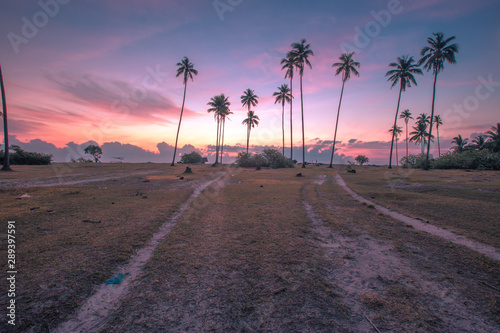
[0,145,52,165]
[236,149,294,168]
[180,151,203,164]
[430,150,500,170]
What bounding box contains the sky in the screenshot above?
[0,0,499,164]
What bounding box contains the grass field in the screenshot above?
[0,163,499,332]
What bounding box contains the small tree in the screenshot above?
[180,151,203,164]
[355,155,369,165]
[84,145,102,163]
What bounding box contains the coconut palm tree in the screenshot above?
[171,57,198,166]
[416,113,431,126]
[288,39,314,168]
[0,64,11,171]
[242,110,260,153]
[399,109,413,160]
[389,125,403,166]
[328,52,360,168]
[273,84,292,156]
[207,94,230,165]
[451,135,468,153]
[410,122,432,155]
[241,89,259,154]
[385,55,423,168]
[434,115,443,156]
[486,123,500,152]
[419,32,459,169]
[281,57,296,160]
[472,135,486,151]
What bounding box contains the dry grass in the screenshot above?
[339,166,500,248]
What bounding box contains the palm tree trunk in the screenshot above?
[0,64,11,171]
[437,126,441,157]
[246,124,250,154]
[388,83,403,169]
[405,120,409,159]
[289,77,293,160]
[171,82,187,166]
[395,137,399,167]
[221,117,225,164]
[282,100,285,156]
[300,73,305,168]
[328,80,345,168]
[214,115,220,165]
[424,70,438,170]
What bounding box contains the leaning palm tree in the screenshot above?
[389,125,403,166]
[242,110,260,153]
[419,32,459,169]
[328,52,360,168]
[399,109,413,160]
[451,135,468,153]
[288,39,314,168]
[207,94,230,165]
[241,89,259,154]
[385,55,423,168]
[171,57,198,166]
[486,123,500,152]
[281,57,296,160]
[273,84,292,155]
[434,115,443,156]
[410,122,431,155]
[0,64,11,171]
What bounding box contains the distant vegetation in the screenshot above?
[355,155,369,165]
[180,151,203,164]
[84,144,102,163]
[236,149,294,169]
[0,145,52,165]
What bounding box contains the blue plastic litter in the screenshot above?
[105,273,129,285]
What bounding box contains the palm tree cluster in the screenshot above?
[384,32,459,169]
[451,123,500,153]
[207,94,231,165]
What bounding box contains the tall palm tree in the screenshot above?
[385,55,423,168]
[171,57,198,166]
[281,57,296,160]
[288,39,314,168]
[451,135,468,153]
[242,110,260,153]
[486,123,500,152]
[389,125,403,166]
[419,32,459,169]
[0,64,11,171]
[207,94,230,165]
[434,115,443,156]
[328,52,360,168]
[399,109,413,159]
[219,107,232,164]
[241,89,259,154]
[410,122,432,155]
[273,84,292,156]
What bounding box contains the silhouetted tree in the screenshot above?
[242,110,260,154]
[171,57,198,166]
[84,145,102,163]
[385,55,422,168]
[419,32,459,169]
[389,125,403,166]
[451,135,468,153]
[273,84,292,156]
[328,52,360,168]
[0,64,11,171]
[281,57,296,160]
[486,123,500,152]
[241,89,259,154]
[399,109,413,160]
[207,94,230,165]
[434,115,443,156]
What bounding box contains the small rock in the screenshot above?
[30,207,40,211]
[180,176,184,180]
[296,173,303,177]
[260,185,264,188]
[184,167,193,174]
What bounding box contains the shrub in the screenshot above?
[0,145,52,165]
[430,150,500,170]
[180,151,203,164]
[235,149,294,168]
[70,157,93,163]
[400,153,429,169]
[355,155,369,165]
